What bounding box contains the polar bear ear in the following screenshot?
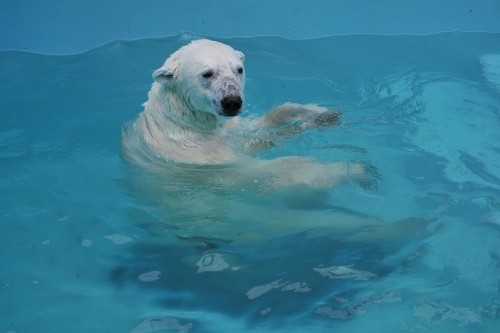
[153,67,176,85]
[236,50,245,62]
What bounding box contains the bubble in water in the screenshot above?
[281,281,311,293]
[246,280,288,300]
[138,271,161,282]
[259,307,272,315]
[103,234,133,245]
[196,253,230,273]
[131,316,193,333]
[313,264,376,281]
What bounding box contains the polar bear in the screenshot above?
[119,39,434,262]
[122,39,367,190]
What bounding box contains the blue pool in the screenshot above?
[2,2,500,333]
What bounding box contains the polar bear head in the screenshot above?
[153,39,246,119]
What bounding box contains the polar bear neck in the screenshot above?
[138,85,236,164]
[147,85,220,132]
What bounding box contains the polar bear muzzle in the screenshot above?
[220,95,243,116]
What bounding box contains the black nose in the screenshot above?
[221,95,242,116]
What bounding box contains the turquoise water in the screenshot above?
[1,33,500,332]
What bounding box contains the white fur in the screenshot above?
[122,39,367,189]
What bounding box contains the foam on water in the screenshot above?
[1,33,500,332]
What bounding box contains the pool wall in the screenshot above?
[2,0,500,54]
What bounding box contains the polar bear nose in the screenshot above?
[221,95,242,116]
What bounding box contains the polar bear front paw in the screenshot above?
[264,103,341,135]
[347,161,380,191]
[262,103,341,128]
[306,108,342,127]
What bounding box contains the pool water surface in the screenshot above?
[1,33,500,332]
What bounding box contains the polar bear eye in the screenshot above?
[202,70,214,79]
[237,67,244,74]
